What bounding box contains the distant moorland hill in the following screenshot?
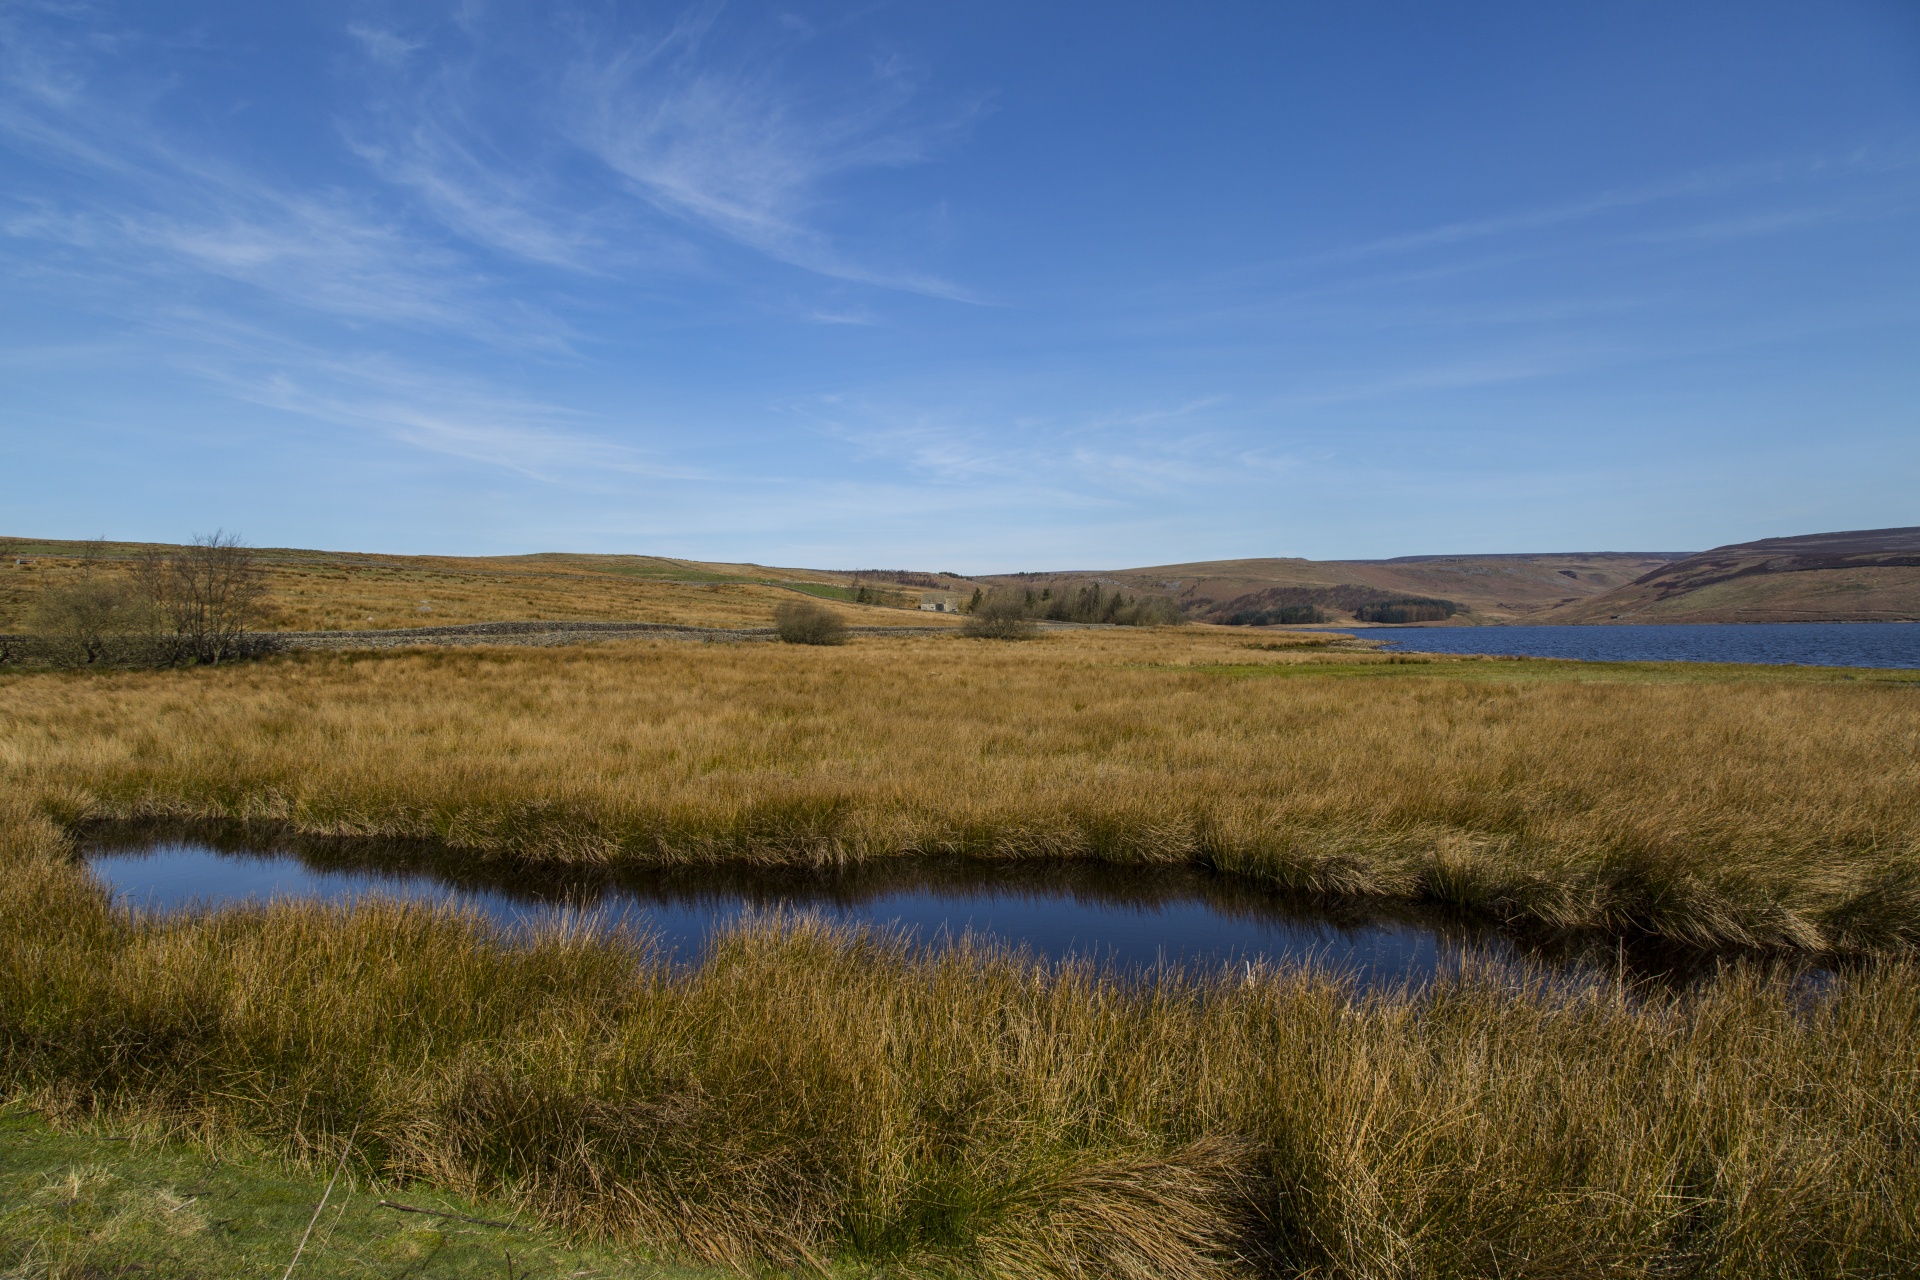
[0,538,973,633]
[982,551,1690,625]
[989,527,1920,626]
[1537,527,1920,624]
[5,526,1914,633]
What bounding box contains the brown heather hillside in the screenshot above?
[1538,526,1920,624]
[8,526,1914,634]
[0,538,972,632]
[985,551,1688,624]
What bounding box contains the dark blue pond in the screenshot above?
[79,833,1662,989]
[1350,621,1920,668]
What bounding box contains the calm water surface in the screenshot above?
[82,834,1657,990]
[1349,621,1920,668]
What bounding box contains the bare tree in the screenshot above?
[28,578,135,665]
[20,537,135,665]
[138,532,270,665]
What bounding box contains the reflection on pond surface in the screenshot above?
[80,824,1773,991]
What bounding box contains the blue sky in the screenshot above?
[3,1,1917,569]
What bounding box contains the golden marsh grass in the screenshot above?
[3,627,1917,951]
[3,803,1917,1278]
[6,631,1920,1275]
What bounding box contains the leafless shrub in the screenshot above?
[962,591,1040,639]
[27,577,138,665]
[21,532,274,668]
[136,531,272,665]
[773,598,848,645]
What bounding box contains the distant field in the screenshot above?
[0,539,961,632]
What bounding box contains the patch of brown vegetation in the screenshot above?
[985,551,1688,624]
[3,801,1917,1277]
[4,627,1916,951]
[0,540,960,633]
[1541,526,1920,623]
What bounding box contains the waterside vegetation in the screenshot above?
[3,804,1918,1278]
[5,629,1920,1275]
[3,628,1916,954]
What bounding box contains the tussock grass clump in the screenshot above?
[3,630,1917,951]
[4,810,1919,1277]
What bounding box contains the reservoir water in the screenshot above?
[1349,621,1920,668]
[80,831,1675,990]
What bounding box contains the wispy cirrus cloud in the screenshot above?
[148,312,694,485]
[0,33,572,349]
[347,23,424,67]
[240,370,684,484]
[794,391,1286,499]
[559,9,983,298]
[1242,151,1920,281]
[325,3,983,300]
[346,115,618,274]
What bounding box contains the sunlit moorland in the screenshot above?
[6,628,1917,950]
[6,604,1920,1276]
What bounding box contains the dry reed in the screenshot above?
[3,803,1917,1278]
[3,630,1916,952]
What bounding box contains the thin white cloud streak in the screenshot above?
[0,16,576,348]
[2,286,691,490]
[331,4,983,296]
[193,344,703,485]
[1277,154,1910,272]
[560,9,982,299]
[347,23,424,67]
[1108,152,1920,349]
[340,41,632,275]
[1053,148,1920,420]
[796,392,1294,499]
[349,123,613,273]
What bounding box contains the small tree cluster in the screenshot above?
[962,582,1184,631]
[1352,599,1457,624]
[18,533,273,668]
[773,599,849,645]
[1199,584,1462,627]
[960,593,1039,640]
[1225,604,1329,626]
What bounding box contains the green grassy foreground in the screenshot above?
[0,1103,710,1279]
[6,805,1920,1279]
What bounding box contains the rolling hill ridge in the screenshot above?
[984,551,1690,624]
[1538,527,1920,624]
